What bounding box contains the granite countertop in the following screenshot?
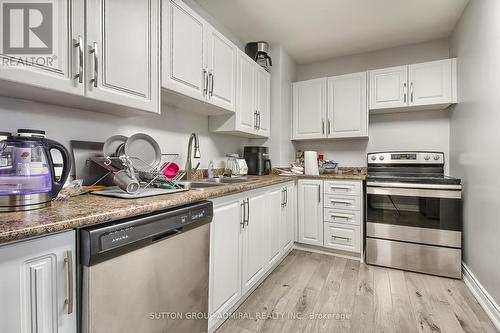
[0,171,365,245]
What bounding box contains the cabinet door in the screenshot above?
[292,78,327,140]
[408,59,453,106]
[281,184,295,253]
[369,65,407,109]
[235,51,257,134]
[0,0,84,95]
[267,187,283,268]
[0,231,76,333]
[242,193,267,294]
[256,68,271,137]
[328,72,368,138]
[85,0,160,113]
[297,180,323,246]
[162,0,206,102]
[209,199,242,330]
[207,28,236,112]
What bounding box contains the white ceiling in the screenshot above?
[194,0,469,64]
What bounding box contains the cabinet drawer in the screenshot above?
[323,223,360,253]
[324,194,360,210]
[324,208,361,226]
[324,180,361,196]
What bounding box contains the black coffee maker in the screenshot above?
[244,146,271,176]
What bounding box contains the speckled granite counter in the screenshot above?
[0,172,365,244]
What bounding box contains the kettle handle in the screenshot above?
[43,139,72,198]
[264,159,272,175]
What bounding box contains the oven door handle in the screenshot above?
[366,186,461,199]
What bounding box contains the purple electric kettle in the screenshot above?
[0,129,71,212]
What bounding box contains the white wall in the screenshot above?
[0,96,248,169]
[296,38,450,80]
[450,0,500,305]
[294,39,451,168]
[250,44,296,167]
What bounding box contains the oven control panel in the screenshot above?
[368,152,444,165]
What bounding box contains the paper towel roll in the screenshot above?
[304,151,319,176]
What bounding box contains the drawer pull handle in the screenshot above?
[330,199,353,205]
[331,214,351,220]
[332,236,351,242]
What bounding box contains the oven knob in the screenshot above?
[370,155,376,161]
[434,155,441,161]
[379,155,385,161]
[424,155,431,160]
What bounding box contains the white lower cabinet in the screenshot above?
[208,198,242,329]
[297,179,323,246]
[0,231,77,333]
[209,181,295,332]
[297,179,364,259]
[241,192,268,294]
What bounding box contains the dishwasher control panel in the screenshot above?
[80,201,213,266]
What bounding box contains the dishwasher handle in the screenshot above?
[152,228,182,243]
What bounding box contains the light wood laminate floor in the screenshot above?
[217,250,498,333]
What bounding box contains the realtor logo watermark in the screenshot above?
[2,2,56,67]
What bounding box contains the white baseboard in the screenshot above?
[462,262,500,331]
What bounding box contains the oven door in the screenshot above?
[366,185,462,248]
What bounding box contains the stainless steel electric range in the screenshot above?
[365,151,462,279]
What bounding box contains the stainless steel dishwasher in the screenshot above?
[79,201,213,333]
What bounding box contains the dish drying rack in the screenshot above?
[90,153,185,193]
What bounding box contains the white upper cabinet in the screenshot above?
[161,0,237,114]
[328,72,368,138]
[408,59,454,106]
[209,50,271,138]
[235,51,257,133]
[162,0,206,102]
[256,68,271,137]
[369,58,457,112]
[369,65,408,110]
[0,0,160,114]
[206,28,237,112]
[0,0,84,95]
[292,74,367,140]
[86,0,160,113]
[292,78,327,140]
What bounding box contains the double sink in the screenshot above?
[179,177,255,190]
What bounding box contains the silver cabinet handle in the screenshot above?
[332,236,351,242]
[410,82,414,103]
[322,120,325,135]
[403,82,407,103]
[330,214,352,221]
[203,69,208,96]
[285,188,288,207]
[245,198,250,226]
[74,35,83,83]
[240,200,246,228]
[318,184,321,203]
[281,188,285,207]
[89,42,98,88]
[327,119,331,135]
[257,111,261,130]
[330,198,354,205]
[254,111,258,130]
[209,72,214,97]
[64,250,74,315]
